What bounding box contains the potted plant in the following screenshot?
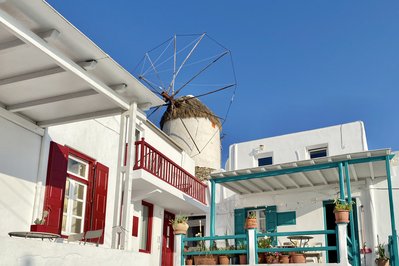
[246,212,257,229]
[290,252,306,263]
[192,233,218,265]
[218,247,230,265]
[30,210,49,232]
[237,242,247,265]
[280,253,290,264]
[258,236,272,263]
[333,198,352,224]
[169,215,189,235]
[376,240,389,266]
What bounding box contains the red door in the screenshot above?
[162,211,175,266]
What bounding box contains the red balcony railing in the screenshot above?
[134,138,207,204]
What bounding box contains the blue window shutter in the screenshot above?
[234,208,246,235]
[277,211,296,226]
[266,206,277,245]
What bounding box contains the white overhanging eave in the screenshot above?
[0,8,130,110]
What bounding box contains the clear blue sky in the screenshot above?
[47,1,399,165]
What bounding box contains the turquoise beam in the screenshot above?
[385,156,399,266]
[344,162,359,266]
[338,162,345,201]
[214,155,394,184]
[210,180,216,237]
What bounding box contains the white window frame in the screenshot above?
[67,155,89,180]
[62,178,87,235]
[254,151,274,167]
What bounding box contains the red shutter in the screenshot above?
[43,141,68,234]
[91,162,109,244]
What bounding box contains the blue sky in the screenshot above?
[47,1,399,164]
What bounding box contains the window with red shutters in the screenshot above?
[42,141,109,244]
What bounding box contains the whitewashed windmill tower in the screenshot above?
[161,96,222,179]
[136,33,236,179]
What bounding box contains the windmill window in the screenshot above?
[309,147,328,159]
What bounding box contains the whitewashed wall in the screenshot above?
[226,121,368,171]
[162,117,221,170]
[0,236,151,266]
[0,117,41,236]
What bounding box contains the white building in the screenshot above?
[205,121,398,266]
[0,1,208,265]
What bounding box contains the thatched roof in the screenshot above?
[160,96,222,129]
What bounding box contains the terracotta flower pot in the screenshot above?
[246,218,257,229]
[239,254,247,264]
[291,253,306,263]
[219,255,229,265]
[172,222,189,235]
[186,258,193,265]
[193,255,217,265]
[280,254,290,264]
[334,209,350,224]
[376,258,389,266]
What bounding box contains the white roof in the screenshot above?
[211,149,393,194]
[0,0,164,135]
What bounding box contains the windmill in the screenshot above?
[135,33,237,179]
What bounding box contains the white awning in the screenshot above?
[0,0,164,135]
[211,149,394,195]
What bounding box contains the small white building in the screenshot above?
[207,121,398,266]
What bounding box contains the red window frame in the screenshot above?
[43,141,109,244]
[139,201,153,253]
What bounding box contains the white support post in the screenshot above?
[111,102,137,250]
[247,228,256,265]
[111,113,127,249]
[120,102,137,250]
[337,223,350,266]
[174,234,183,266]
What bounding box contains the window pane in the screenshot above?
[73,201,84,217]
[71,217,82,233]
[309,148,327,159]
[67,156,88,179]
[65,179,70,196]
[75,184,84,200]
[63,197,68,213]
[140,206,149,250]
[62,215,67,232]
[258,157,273,166]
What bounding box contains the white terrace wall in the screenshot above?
[0,117,42,236]
[226,121,368,171]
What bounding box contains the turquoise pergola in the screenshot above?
[209,150,399,266]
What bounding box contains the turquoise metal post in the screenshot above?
[338,162,346,201]
[385,156,399,266]
[344,162,358,266]
[210,180,216,237]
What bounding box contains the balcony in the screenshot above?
[134,138,207,204]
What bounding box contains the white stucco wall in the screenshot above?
[0,117,41,236]
[162,117,221,170]
[226,121,368,171]
[0,236,151,266]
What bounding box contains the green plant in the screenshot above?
[169,215,188,226]
[247,212,256,219]
[376,236,389,260]
[237,241,247,250]
[33,210,49,225]
[258,236,272,249]
[333,198,353,211]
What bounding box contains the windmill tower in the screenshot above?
[160,96,221,179]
